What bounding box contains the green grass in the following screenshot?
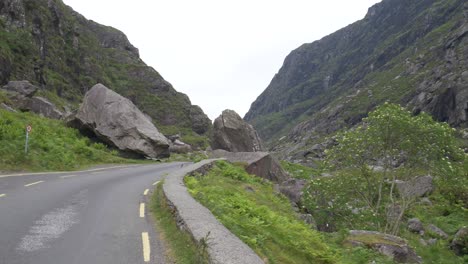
[149,182,209,264]
[280,161,321,179]
[0,109,130,171]
[184,160,338,264]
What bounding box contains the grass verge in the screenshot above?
[149,182,209,264]
[0,109,135,172]
[184,160,338,264]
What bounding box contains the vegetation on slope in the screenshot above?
[185,160,337,264]
[0,109,128,171]
[150,182,209,264]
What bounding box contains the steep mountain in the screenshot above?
[0,0,211,135]
[245,0,467,153]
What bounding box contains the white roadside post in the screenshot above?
[25,124,32,154]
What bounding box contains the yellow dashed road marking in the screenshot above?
[143,189,149,196]
[139,203,145,218]
[142,232,151,262]
[0,194,5,198]
[152,181,160,186]
[24,181,44,187]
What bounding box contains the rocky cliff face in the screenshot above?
[0,0,211,134]
[245,0,467,152]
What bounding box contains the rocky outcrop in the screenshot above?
[211,110,263,152]
[210,149,289,183]
[245,0,467,159]
[451,227,468,256]
[396,176,433,198]
[345,230,422,263]
[0,0,210,136]
[72,84,170,158]
[277,178,307,204]
[1,81,64,119]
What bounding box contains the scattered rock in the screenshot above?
[427,238,438,246]
[420,197,432,206]
[169,139,192,154]
[1,103,16,112]
[211,109,264,152]
[210,149,289,183]
[299,213,317,229]
[427,224,448,239]
[396,176,433,198]
[277,178,307,204]
[72,84,170,158]
[408,218,424,234]
[345,230,422,263]
[451,227,468,256]
[1,80,38,97]
[19,96,64,119]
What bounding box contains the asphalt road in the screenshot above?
[0,162,189,264]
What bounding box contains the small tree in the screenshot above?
[324,103,464,234]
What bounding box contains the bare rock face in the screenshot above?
[345,230,422,263]
[211,110,264,152]
[210,149,289,183]
[73,83,170,158]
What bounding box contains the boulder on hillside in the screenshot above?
[345,230,422,263]
[72,83,170,158]
[211,109,264,152]
[18,96,64,119]
[2,81,38,98]
[210,149,289,183]
[407,218,424,234]
[169,139,192,154]
[277,178,307,204]
[451,227,468,256]
[396,176,433,198]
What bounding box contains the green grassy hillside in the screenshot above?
[0,109,130,171]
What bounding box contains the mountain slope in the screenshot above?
[245,0,467,148]
[0,0,211,135]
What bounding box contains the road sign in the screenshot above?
[26,125,32,133]
[25,125,32,154]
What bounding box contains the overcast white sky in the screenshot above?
[62,0,381,120]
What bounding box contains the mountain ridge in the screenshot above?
[245,0,467,152]
[0,0,211,135]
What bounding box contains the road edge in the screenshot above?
[162,159,264,264]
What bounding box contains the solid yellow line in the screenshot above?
[143,189,149,196]
[24,181,44,187]
[152,181,160,186]
[142,232,151,262]
[0,194,5,198]
[60,175,77,179]
[139,203,145,218]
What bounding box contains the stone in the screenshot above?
[396,176,433,198]
[190,105,212,134]
[408,218,424,234]
[427,238,438,246]
[277,178,307,204]
[451,227,468,256]
[345,230,422,263]
[1,103,16,112]
[299,213,317,229]
[211,109,264,152]
[427,224,448,239]
[1,80,38,98]
[19,96,64,119]
[169,139,192,154]
[210,149,289,183]
[73,84,170,158]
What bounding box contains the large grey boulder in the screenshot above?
[73,84,170,158]
[345,230,422,263]
[211,109,264,152]
[396,176,433,198]
[210,149,289,183]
